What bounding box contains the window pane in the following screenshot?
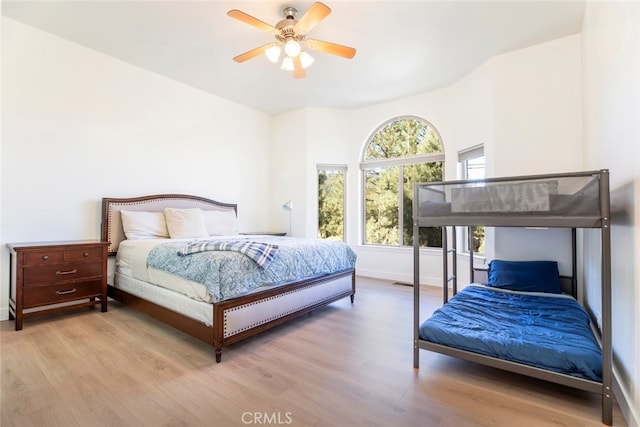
[364,166,399,245]
[361,116,444,248]
[318,169,345,241]
[461,153,485,254]
[466,155,485,180]
[403,162,443,248]
[365,119,442,160]
[472,226,485,253]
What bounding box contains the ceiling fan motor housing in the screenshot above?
[283,7,298,19]
[276,7,302,43]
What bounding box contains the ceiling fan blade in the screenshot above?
[293,56,306,79]
[227,9,279,36]
[294,2,331,35]
[305,39,356,59]
[233,43,276,63]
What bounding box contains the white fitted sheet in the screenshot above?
[117,238,223,303]
[114,272,213,326]
[116,235,282,303]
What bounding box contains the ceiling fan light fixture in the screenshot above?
[299,51,315,69]
[284,39,301,57]
[281,56,295,71]
[228,3,357,78]
[265,45,282,63]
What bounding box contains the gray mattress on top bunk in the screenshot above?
[417,173,600,217]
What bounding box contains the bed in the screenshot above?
[101,194,357,362]
[412,170,612,425]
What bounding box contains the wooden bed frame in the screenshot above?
[101,194,356,362]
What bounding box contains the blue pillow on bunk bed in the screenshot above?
[487,260,561,294]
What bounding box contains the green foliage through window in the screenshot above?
[318,168,345,241]
[362,117,444,248]
[365,119,443,160]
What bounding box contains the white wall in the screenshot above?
[491,34,583,273]
[270,109,308,237]
[492,35,583,177]
[0,6,4,320]
[1,18,273,320]
[582,2,640,425]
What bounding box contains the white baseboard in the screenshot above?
[614,368,639,427]
[355,268,440,287]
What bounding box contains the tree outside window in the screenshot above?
[361,116,444,248]
[318,165,346,241]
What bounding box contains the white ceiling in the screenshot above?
[2,1,586,115]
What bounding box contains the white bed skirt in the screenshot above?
[114,272,213,325]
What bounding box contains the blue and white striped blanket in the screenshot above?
[178,240,278,269]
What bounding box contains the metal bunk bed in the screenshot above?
[412,169,612,425]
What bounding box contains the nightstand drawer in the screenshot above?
[67,247,104,261]
[23,280,102,307]
[23,261,103,286]
[23,250,66,266]
[23,246,104,266]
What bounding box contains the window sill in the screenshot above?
[355,244,442,255]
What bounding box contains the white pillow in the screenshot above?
[120,211,169,240]
[202,209,239,235]
[164,208,209,239]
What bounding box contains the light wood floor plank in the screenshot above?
[1,277,625,426]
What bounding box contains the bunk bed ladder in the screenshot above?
[413,217,420,368]
[442,226,457,303]
[468,225,475,284]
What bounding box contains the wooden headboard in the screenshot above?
[101,194,237,256]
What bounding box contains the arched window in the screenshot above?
[360,116,444,247]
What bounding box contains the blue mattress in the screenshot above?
[419,285,602,381]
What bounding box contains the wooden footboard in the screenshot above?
[213,270,355,361]
[108,269,355,362]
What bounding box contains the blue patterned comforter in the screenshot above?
[147,236,356,302]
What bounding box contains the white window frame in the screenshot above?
[360,115,445,248]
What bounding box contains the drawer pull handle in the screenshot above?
[56,288,77,295]
[83,252,89,257]
[42,255,49,260]
[56,269,78,276]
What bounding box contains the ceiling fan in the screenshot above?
[227,2,356,79]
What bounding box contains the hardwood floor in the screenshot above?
[1,277,625,426]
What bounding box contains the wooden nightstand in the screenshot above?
[7,240,109,330]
